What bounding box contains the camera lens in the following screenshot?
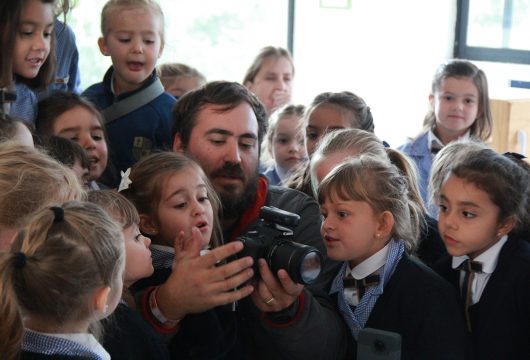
[267,240,323,285]
[299,251,322,285]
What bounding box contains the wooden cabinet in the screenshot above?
[489,97,530,157]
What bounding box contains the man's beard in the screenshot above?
[210,162,259,219]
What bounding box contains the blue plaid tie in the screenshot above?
[457,259,483,332]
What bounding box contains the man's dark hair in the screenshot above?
[171,81,267,149]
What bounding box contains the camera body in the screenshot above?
[237,206,322,285]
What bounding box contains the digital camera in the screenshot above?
[237,206,322,285]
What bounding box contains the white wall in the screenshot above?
[292,0,457,147]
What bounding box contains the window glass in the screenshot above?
[68,1,288,90]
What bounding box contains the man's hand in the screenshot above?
[156,227,255,320]
[250,258,304,312]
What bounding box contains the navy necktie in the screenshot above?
[457,259,483,331]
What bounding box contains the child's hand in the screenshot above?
[155,230,255,321]
[250,258,304,313]
[173,228,203,262]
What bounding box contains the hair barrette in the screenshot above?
[14,252,26,269]
[503,151,527,160]
[118,168,132,192]
[50,206,64,222]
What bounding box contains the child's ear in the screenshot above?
[172,134,185,153]
[428,93,435,108]
[497,215,517,238]
[98,37,110,56]
[93,285,111,314]
[376,211,395,239]
[140,214,159,236]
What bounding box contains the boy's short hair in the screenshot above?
[34,134,89,169]
[100,0,165,43]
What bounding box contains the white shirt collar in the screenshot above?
[451,235,508,274]
[427,129,470,152]
[348,242,390,279]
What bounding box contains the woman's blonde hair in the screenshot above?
[0,201,124,359]
[243,46,294,85]
[0,142,85,230]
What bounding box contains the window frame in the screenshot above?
[455,0,530,64]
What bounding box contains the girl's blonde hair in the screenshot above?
[121,151,223,248]
[87,190,140,230]
[0,201,124,359]
[310,129,425,214]
[423,59,492,141]
[318,155,423,252]
[0,142,85,230]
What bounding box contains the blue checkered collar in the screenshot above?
[22,329,110,360]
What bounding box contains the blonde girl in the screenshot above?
[262,104,307,185]
[317,156,471,359]
[87,190,170,360]
[0,201,124,360]
[310,128,447,267]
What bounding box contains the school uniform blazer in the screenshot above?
[325,254,473,360]
[102,303,170,360]
[398,132,432,208]
[434,235,530,360]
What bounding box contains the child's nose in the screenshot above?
[31,35,47,51]
[131,38,144,54]
[81,135,96,150]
